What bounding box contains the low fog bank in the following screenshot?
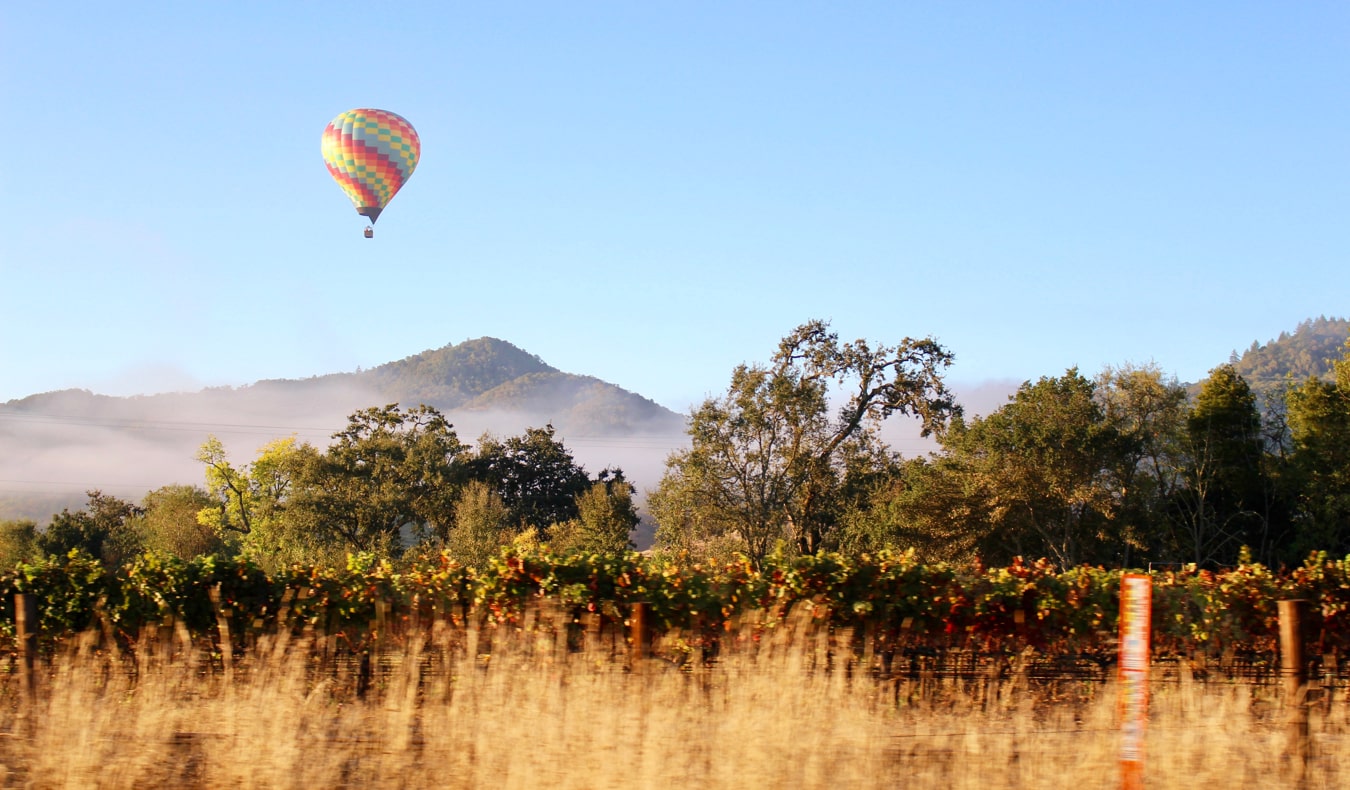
[0,379,1016,526]
[0,387,691,525]
[0,381,385,523]
[871,377,1022,459]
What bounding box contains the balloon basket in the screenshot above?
[364,227,374,239]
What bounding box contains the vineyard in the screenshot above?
[2,549,1350,787]
[4,548,1350,675]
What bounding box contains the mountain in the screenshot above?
[367,337,557,406]
[4,338,685,435]
[0,338,688,522]
[1226,316,1350,396]
[360,338,685,434]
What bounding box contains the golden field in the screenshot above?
[0,624,1344,789]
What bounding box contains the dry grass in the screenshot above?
[0,627,1345,789]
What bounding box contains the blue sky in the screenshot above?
[3,2,1348,414]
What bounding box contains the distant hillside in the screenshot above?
[1227,316,1349,394]
[0,338,688,523]
[3,338,685,438]
[365,337,559,407]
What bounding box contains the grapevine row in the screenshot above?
[3,549,1349,658]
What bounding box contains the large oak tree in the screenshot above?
[651,319,957,566]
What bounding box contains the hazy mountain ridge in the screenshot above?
[1228,316,1349,394]
[3,338,685,436]
[0,338,688,522]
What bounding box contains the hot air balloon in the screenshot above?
[321,109,420,238]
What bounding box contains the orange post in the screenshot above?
[1118,574,1152,790]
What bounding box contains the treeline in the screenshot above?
[1230,315,1350,392]
[652,320,1350,569]
[823,359,1350,568]
[0,410,637,573]
[2,319,1349,573]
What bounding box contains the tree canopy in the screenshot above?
[651,319,958,566]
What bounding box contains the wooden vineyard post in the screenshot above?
[584,611,603,658]
[630,602,650,671]
[1279,599,1310,787]
[208,584,233,682]
[544,599,569,659]
[15,593,39,702]
[465,605,482,665]
[359,599,389,700]
[1118,574,1152,790]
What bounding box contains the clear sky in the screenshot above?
[3,2,1348,414]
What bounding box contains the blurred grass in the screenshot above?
[0,625,1344,789]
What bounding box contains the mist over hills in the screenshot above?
[4,320,1347,526]
[0,338,687,522]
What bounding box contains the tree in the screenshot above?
[0,519,41,568]
[295,404,466,554]
[1285,341,1350,556]
[196,435,324,567]
[549,473,639,555]
[835,365,1193,567]
[936,370,1125,568]
[37,490,144,566]
[650,319,958,566]
[445,479,512,567]
[136,484,228,559]
[1095,363,1189,564]
[465,425,593,533]
[649,463,747,564]
[833,454,986,562]
[1172,364,1277,565]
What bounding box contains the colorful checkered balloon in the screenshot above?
[321,109,420,226]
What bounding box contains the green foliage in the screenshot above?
[1171,364,1281,565]
[549,476,639,555]
[36,491,144,567]
[848,357,1338,570]
[1230,316,1350,396]
[196,405,468,565]
[465,425,592,532]
[1095,363,1189,563]
[832,455,983,562]
[195,435,330,571]
[445,480,512,568]
[919,369,1125,567]
[17,319,1350,593]
[1284,341,1350,556]
[652,319,958,566]
[196,436,312,536]
[298,404,466,553]
[136,484,229,560]
[0,519,41,569]
[5,549,1349,663]
[6,550,109,635]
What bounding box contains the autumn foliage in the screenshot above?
[3,549,1349,660]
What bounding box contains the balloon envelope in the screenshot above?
[321,109,420,224]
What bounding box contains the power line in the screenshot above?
[0,411,694,448]
[0,411,342,437]
[1,412,938,454]
[0,479,175,493]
